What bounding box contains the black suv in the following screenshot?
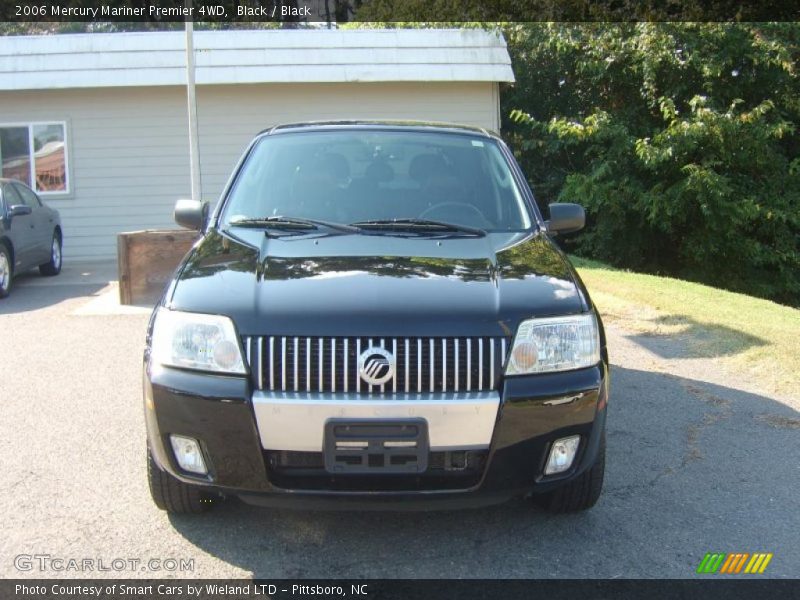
[144,122,609,513]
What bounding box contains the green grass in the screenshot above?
[571,256,800,399]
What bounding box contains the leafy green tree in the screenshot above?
[503,23,800,305]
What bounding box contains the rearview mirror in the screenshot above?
[547,203,585,235]
[8,204,32,217]
[174,199,208,231]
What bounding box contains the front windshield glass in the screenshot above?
[221,130,532,231]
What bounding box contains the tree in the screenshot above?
[503,23,800,305]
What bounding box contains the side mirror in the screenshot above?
[174,199,208,231]
[547,203,585,235]
[8,204,32,217]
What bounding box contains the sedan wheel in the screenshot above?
[39,233,62,276]
[0,246,11,298]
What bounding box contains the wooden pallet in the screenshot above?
[117,229,199,306]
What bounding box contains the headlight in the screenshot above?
[505,313,600,375]
[150,308,246,374]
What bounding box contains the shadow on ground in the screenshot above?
[0,260,120,315]
[625,314,767,359]
[0,280,106,314]
[167,366,799,578]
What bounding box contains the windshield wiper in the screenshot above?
[349,218,486,237]
[226,216,359,235]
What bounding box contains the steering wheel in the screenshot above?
[419,202,492,228]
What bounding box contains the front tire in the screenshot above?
[0,245,12,298]
[39,232,62,276]
[534,433,605,513]
[147,445,213,514]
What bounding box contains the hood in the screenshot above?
[167,228,587,337]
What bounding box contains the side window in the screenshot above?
[0,122,69,193]
[13,183,41,207]
[3,183,25,207]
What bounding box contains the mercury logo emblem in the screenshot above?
[358,347,395,386]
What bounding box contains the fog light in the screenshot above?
[545,435,580,475]
[170,435,207,475]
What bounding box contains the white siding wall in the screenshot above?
[0,30,514,89]
[0,81,498,261]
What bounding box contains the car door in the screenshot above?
[12,182,50,265]
[1,183,37,271]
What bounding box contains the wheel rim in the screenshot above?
[0,252,8,291]
[52,237,61,269]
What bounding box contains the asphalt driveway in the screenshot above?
[1,263,798,578]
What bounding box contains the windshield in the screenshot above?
[221,130,533,232]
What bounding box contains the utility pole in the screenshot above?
[185,7,202,203]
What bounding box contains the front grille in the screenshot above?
[267,450,486,472]
[265,449,488,491]
[242,336,508,393]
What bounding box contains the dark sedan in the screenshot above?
[0,178,63,298]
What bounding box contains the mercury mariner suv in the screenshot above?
[144,122,609,514]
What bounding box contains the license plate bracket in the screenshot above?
[323,419,429,474]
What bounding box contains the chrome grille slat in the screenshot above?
[356,338,362,394]
[392,339,398,393]
[267,337,273,390]
[442,338,447,392]
[281,337,287,392]
[306,338,311,393]
[331,338,336,393]
[466,338,472,391]
[490,338,495,389]
[343,339,349,393]
[259,337,265,389]
[454,338,459,392]
[293,337,299,392]
[429,338,434,393]
[417,339,422,393]
[404,339,410,393]
[318,337,323,392]
[478,338,484,390]
[250,335,508,395]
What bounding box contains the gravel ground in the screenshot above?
[1,263,798,579]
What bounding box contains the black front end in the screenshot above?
[144,350,608,510]
[143,123,609,512]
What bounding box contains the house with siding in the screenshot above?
[0,29,515,261]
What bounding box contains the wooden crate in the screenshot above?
[117,230,199,306]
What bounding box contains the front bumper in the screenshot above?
[144,361,608,509]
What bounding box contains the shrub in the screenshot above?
[502,23,800,306]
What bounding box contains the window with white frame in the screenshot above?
[0,122,69,194]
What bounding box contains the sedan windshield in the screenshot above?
[221,130,532,232]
